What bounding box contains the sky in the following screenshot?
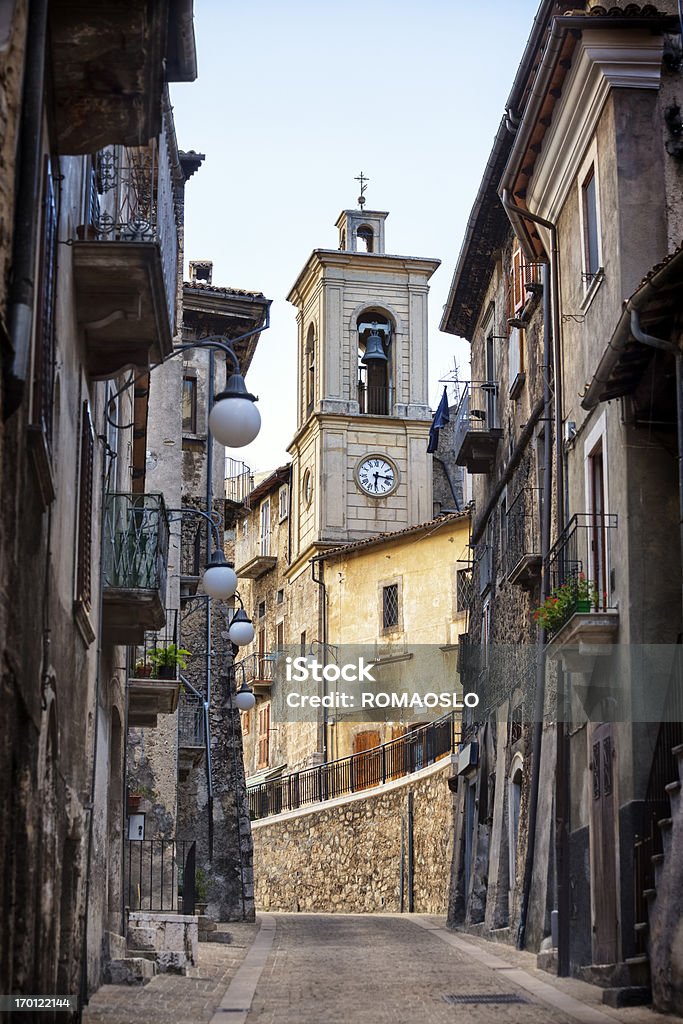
[170,0,540,474]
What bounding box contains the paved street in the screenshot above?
[82,914,663,1024]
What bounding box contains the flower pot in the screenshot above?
[156,665,176,680]
[575,599,592,613]
[135,664,153,678]
[128,794,142,812]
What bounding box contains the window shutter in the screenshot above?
[77,403,95,610]
[33,158,57,448]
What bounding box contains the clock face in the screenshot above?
[357,456,398,497]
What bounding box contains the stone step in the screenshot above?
[665,780,681,797]
[652,853,665,866]
[200,931,232,944]
[658,817,673,830]
[104,957,156,986]
[645,888,657,902]
[602,986,651,1008]
[623,955,651,988]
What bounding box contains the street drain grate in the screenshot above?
[443,993,529,1005]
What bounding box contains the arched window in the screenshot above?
[357,225,374,253]
[357,311,391,415]
[305,324,315,417]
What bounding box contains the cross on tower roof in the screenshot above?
[355,171,369,209]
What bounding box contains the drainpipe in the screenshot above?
[517,263,553,952]
[629,308,683,624]
[310,556,328,762]
[500,193,569,967]
[205,349,216,859]
[4,0,49,417]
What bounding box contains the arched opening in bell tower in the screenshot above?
[357,311,391,415]
[305,323,315,417]
[356,225,374,253]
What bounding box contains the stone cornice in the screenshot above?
[287,249,441,308]
[526,29,663,224]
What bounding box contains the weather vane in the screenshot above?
[355,171,369,209]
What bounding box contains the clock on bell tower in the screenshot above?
[286,200,440,572]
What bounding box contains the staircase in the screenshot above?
[639,743,683,1016]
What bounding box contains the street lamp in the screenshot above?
[235,679,256,712]
[208,373,261,448]
[227,592,255,646]
[202,549,238,600]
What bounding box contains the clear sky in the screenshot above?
[171,0,540,475]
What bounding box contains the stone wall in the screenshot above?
[252,757,455,914]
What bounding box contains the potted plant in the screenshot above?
[532,573,598,634]
[149,644,191,679]
[134,660,153,678]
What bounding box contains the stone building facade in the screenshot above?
[441,0,683,1012]
[0,0,197,1007]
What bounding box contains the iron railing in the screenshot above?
[357,382,392,416]
[226,459,254,508]
[102,493,169,593]
[234,651,277,687]
[545,512,618,637]
[128,609,180,679]
[85,127,178,333]
[453,381,499,453]
[125,838,196,915]
[505,486,542,579]
[248,711,459,820]
[178,693,205,748]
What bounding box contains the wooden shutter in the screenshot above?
[257,703,270,768]
[76,403,95,610]
[32,157,57,447]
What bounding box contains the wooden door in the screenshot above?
[589,723,619,964]
[353,729,381,790]
[590,446,607,608]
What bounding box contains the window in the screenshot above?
[257,600,266,620]
[257,703,270,768]
[511,245,527,312]
[481,598,491,669]
[276,620,285,651]
[456,567,473,614]
[76,402,95,611]
[382,584,399,630]
[240,708,250,735]
[182,376,197,434]
[276,588,284,605]
[581,165,601,283]
[259,499,270,556]
[300,630,306,655]
[32,157,57,448]
[305,325,315,417]
[278,484,289,522]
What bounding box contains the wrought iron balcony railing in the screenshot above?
[104,493,169,593]
[225,459,254,509]
[505,486,542,589]
[544,512,618,638]
[179,693,205,749]
[453,381,502,473]
[234,651,278,691]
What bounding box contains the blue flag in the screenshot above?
[427,387,450,453]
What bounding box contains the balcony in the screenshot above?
[178,693,205,780]
[71,131,178,380]
[542,513,619,670]
[453,382,502,473]
[49,1,196,155]
[236,652,277,696]
[103,494,169,644]
[126,610,182,728]
[226,459,254,510]
[235,535,277,580]
[506,487,542,590]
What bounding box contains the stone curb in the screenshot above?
[208,913,276,1024]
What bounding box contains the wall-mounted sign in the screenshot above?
[128,813,145,841]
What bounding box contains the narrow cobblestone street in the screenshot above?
[82,914,664,1024]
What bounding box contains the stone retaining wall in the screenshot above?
[252,756,456,914]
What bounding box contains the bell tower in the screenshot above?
[286,200,440,572]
